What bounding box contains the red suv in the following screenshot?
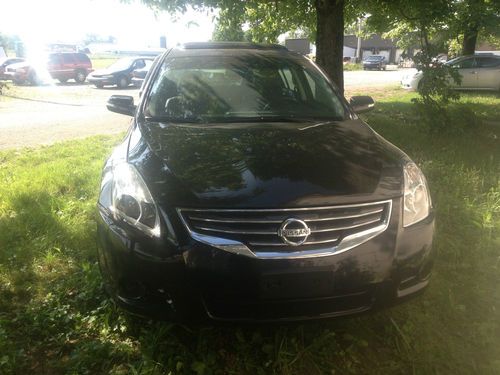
[5,52,92,85]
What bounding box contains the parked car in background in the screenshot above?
[88,57,154,88]
[48,52,92,83]
[0,57,25,80]
[131,59,154,87]
[363,55,387,70]
[3,52,92,85]
[4,61,48,85]
[97,42,434,322]
[401,54,500,91]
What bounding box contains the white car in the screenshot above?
[401,54,500,91]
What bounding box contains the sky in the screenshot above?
[2,0,216,49]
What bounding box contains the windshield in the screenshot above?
[366,56,383,61]
[108,58,134,71]
[144,54,347,123]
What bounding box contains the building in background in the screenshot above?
[476,42,500,56]
[344,34,404,64]
[285,38,311,55]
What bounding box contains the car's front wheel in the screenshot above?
[28,72,39,86]
[74,69,87,84]
[94,82,104,88]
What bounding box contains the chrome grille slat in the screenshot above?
[190,216,283,224]
[194,226,277,235]
[177,200,392,259]
[310,217,381,233]
[195,217,381,235]
[249,237,340,247]
[188,207,383,224]
[304,208,383,222]
[181,200,390,212]
[305,237,341,245]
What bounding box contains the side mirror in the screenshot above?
[349,96,375,114]
[107,95,136,116]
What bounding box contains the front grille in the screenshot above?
[178,200,392,258]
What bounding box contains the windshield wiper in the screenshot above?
[144,115,205,124]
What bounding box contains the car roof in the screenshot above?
[180,42,288,51]
[168,42,300,59]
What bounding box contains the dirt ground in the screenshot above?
[0,69,410,150]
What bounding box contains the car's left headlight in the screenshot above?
[403,162,431,227]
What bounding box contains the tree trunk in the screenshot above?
[315,0,344,93]
[462,27,478,55]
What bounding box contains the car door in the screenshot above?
[61,54,76,79]
[47,54,62,78]
[450,57,477,88]
[131,59,146,78]
[475,57,500,90]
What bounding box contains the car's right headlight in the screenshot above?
[403,162,431,227]
[104,163,161,237]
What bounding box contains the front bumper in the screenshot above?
[3,71,26,82]
[96,199,435,322]
[88,76,116,85]
[363,63,382,70]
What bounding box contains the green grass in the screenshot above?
[0,91,499,374]
[90,57,120,70]
[343,63,363,71]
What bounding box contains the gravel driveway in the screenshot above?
[0,84,138,150]
[0,69,413,150]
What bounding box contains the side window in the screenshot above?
[48,54,60,65]
[476,57,500,68]
[75,54,89,63]
[135,60,146,69]
[304,70,317,99]
[453,58,474,69]
[301,67,345,115]
[61,54,74,64]
[278,67,305,100]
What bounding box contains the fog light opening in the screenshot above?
[119,279,146,300]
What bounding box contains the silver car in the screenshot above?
[401,54,500,91]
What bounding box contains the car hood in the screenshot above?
[90,69,116,76]
[6,62,30,69]
[130,119,406,208]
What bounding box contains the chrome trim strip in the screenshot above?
[188,207,383,224]
[247,241,288,247]
[179,200,391,213]
[253,247,342,259]
[310,217,381,233]
[193,217,380,236]
[304,237,340,245]
[304,208,383,222]
[176,199,392,259]
[193,226,276,235]
[190,216,283,224]
[249,237,339,247]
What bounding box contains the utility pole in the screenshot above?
[356,17,362,63]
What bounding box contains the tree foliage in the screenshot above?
[365,0,500,56]
[141,0,351,92]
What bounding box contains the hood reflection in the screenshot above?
[132,119,401,206]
